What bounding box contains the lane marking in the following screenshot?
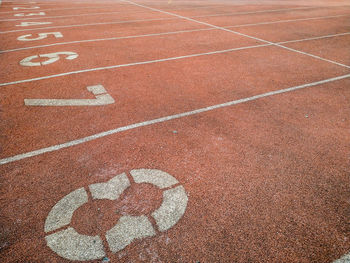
[1,30,349,88]
[6,17,178,33]
[0,6,318,22]
[0,2,254,14]
[0,5,141,14]
[122,0,350,69]
[24,85,115,106]
[0,10,158,22]
[15,21,52,27]
[1,6,345,33]
[45,169,188,260]
[0,73,349,165]
[1,14,348,54]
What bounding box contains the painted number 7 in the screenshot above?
[17,32,63,41]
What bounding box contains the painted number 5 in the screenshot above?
[20,52,78,67]
[17,32,63,41]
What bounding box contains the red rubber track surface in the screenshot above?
[0,0,349,262]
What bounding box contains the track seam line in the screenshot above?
[1,14,348,54]
[1,73,349,166]
[121,0,350,69]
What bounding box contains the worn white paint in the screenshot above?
[24,85,115,106]
[152,186,188,232]
[89,173,130,200]
[20,51,78,67]
[14,11,45,16]
[333,253,350,263]
[15,21,52,27]
[13,6,39,10]
[106,215,156,253]
[1,74,350,166]
[45,227,106,261]
[44,169,187,258]
[44,188,88,233]
[17,32,63,41]
[130,169,179,189]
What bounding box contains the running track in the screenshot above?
[0,0,349,262]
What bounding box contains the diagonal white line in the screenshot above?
[122,0,350,69]
[0,14,348,54]
[1,73,349,166]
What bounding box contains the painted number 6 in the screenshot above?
[20,52,78,67]
[17,32,63,41]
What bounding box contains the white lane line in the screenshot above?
[0,6,332,33]
[0,6,318,22]
[0,73,349,166]
[122,0,350,69]
[0,6,319,23]
[0,5,141,14]
[1,31,350,87]
[0,2,277,13]
[0,17,179,34]
[278,32,350,44]
[0,10,157,22]
[1,14,347,54]
[0,43,271,87]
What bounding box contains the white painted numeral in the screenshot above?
[20,52,78,67]
[17,32,63,41]
[13,6,40,10]
[16,21,52,27]
[14,12,45,17]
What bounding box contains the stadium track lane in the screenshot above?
[1,14,349,53]
[0,4,349,32]
[0,77,349,263]
[1,0,350,262]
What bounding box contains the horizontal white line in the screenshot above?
[0,10,154,22]
[1,14,347,54]
[1,30,350,87]
[0,6,329,33]
[0,2,239,13]
[0,43,271,87]
[0,4,147,14]
[0,5,318,22]
[0,5,128,14]
[0,17,179,33]
[1,73,349,166]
